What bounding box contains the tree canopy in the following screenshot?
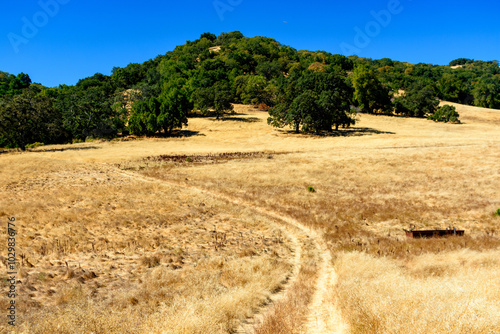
[268,70,355,133]
[2,31,498,148]
[394,80,440,118]
[351,65,392,114]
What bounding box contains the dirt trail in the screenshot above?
[304,233,348,334]
[113,168,347,334]
[236,214,303,334]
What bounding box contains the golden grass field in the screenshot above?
[0,102,499,333]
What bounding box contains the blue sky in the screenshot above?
[1,0,499,87]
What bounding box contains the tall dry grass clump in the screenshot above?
[334,249,500,334]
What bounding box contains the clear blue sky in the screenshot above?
[1,0,499,87]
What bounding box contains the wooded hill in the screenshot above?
[1,31,499,149]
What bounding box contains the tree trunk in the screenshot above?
[19,132,26,151]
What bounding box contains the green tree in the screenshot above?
[0,72,32,97]
[129,76,192,136]
[200,32,217,42]
[449,58,473,66]
[158,59,191,80]
[192,59,229,88]
[318,90,355,131]
[351,65,392,114]
[158,80,190,133]
[437,72,472,104]
[472,75,500,109]
[225,51,256,74]
[268,74,303,133]
[216,31,244,46]
[0,86,63,150]
[58,86,122,141]
[111,63,145,89]
[76,73,114,95]
[193,82,234,119]
[428,105,460,123]
[234,75,273,105]
[394,81,439,117]
[291,90,322,133]
[129,83,189,135]
[256,60,282,80]
[128,97,161,135]
[298,71,354,131]
[268,70,355,133]
[326,54,354,71]
[9,73,32,95]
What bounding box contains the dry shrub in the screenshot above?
[334,250,500,334]
[141,255,161,268]
[258,103,271,111]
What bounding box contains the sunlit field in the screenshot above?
[1,103,499,333]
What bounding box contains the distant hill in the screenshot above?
[1,31,499,149]
[2,31,499,107]
[62,31,500,108]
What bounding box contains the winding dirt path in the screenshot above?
[112,167,347,334]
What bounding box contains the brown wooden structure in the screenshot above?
[404,228,464,239]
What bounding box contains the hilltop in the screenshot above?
[1,31,499,150]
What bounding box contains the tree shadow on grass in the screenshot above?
[29,146,102,153]
[276,127,395,137]
[188,111,251,118]
[0,146,103,154]
[0,131,206,154]
[125,130,205,139]
[169,130,206,137]
[216,116,262,123]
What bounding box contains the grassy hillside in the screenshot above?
[1,102,499,333]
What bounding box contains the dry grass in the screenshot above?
[128,104,499,333]
[440,101,500,125]
[1,103,499,332]
[0,155,294,333]
[334,249,500,333]
[25,255,292,334]
[254,238,319,334]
